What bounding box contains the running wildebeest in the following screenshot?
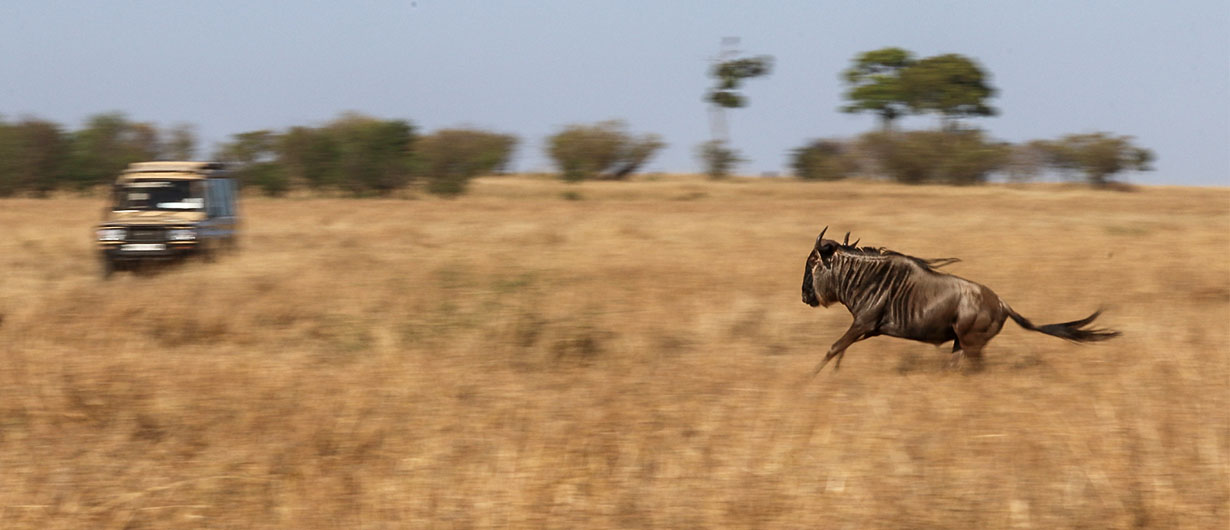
[801,227,1118,373]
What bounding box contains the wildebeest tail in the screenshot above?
[1003,305,1120,342]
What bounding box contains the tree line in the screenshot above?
[0,113,195,197]
[0,111,665,197]
[0,46,1153,197]
[791,130,1154,187]
[0,112,525,197]
[790,47,1153,186]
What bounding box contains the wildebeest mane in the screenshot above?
[835,242,961,272]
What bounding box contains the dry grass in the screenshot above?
[0,176,1226,528]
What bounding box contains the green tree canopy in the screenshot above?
[217,130,277,167]
[842,48,997,131]
[901,53,997,129]
[840,47,916,130]
[326,114,416,195]
[278,126,339,190]
[216,130,285,195]
[224,114,417,196]
[62,113,161,190]
[705,48,773,145]
[0,117,67,196]
[706,56,773,110]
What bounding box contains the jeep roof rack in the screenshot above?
[122,161,226,175]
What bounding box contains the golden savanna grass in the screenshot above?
[0,176,1226,528]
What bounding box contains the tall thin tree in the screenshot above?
[705,37,772,144]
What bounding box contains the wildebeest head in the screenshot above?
[802,226,842,308]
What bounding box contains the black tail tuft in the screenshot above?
[1007,308,1120,343]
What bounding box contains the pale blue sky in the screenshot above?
[2,1,1227,185]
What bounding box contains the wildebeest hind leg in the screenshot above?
[964,345,986,371]
[947,349,965,371]
[949,334,987,372]
[946,331,964,370]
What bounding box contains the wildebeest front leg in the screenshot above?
[812,323,873,376]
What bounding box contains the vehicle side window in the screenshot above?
[215,179,228,217]
[227,179,238,216]
[218,180,229,217]
[220,180,231,217]
[205,180,223,218]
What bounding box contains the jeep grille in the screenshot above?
[127,228,166,242]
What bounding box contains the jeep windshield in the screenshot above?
[113,180,204,211]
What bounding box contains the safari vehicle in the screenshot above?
[95,161,239,278]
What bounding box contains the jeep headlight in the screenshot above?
[168,229,197,241]
[97,228,125,241]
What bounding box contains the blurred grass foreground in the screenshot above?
[0,176,1226,528]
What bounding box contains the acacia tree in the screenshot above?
[840,47,916,131]
[701,39,771,179]
[842,48,997,131]
[706,55,773,141]
[901,53,997,130]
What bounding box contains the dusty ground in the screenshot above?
[0,176,1226,528]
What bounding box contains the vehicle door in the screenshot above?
[205,178,238,246]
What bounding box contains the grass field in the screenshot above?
[0,176,1226,528]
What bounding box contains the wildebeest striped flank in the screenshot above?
[802,227,1119,374]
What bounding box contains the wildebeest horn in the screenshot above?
[816,226,828,246]
[843,232,851,245]
[852,238,860,247]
